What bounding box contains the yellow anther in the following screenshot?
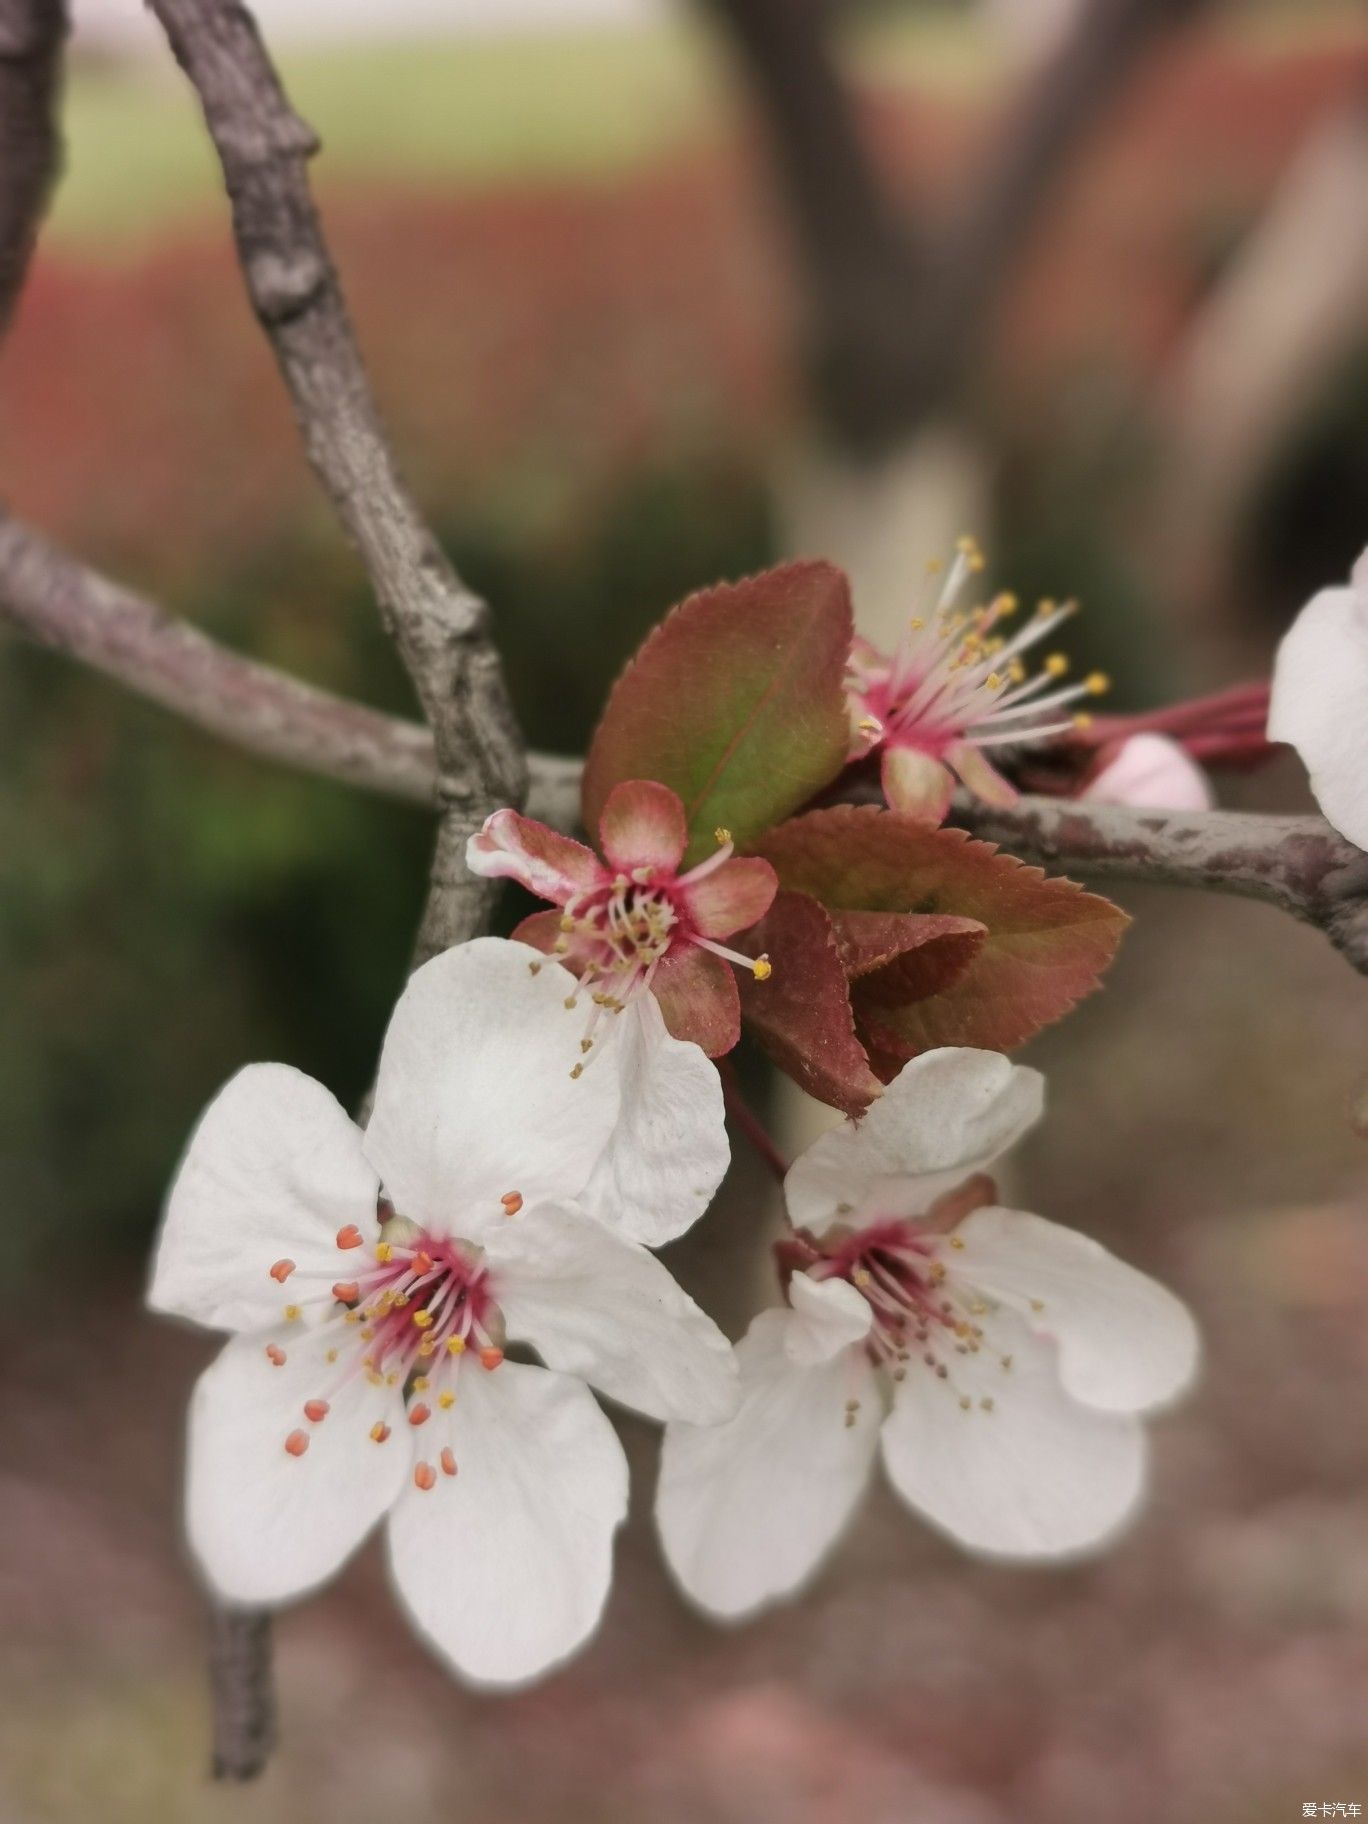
[949,1236,965,1250]
[563,995,577,1011]
[967,553,986,573]
[438,1391,456,1410]
[412,1309,435,1330]
[447,1335,467,1355]
[283,1304,301,1322]
[325,1348,339,1364]
[559,914,575,933]
[956,535,979,557]
[985,672,1003,691]
[960,1396,972,1411]
[1008,660,1026,684]
[1086,671,1110,696]
[1044,653,1068,678]
[412,1375,430,1393]
[570,1062,584,1080]
[528,960,542,976]
[927,557,944,574]
[418,1339,436,1357]
[386,1371,399,1386]
[714,827,732,846]
[374,1241,393,1263]
[852,1268,872,1288]
[858,716,880,734]
[554,938,570,955]
[367,1369,382,1386]
[996,592,1018,615]
[580,1039,593,1055]
[1036,597,1057,617]
[981,1397,995,1412]
[1073,711,1094,731]
[909,616,925,631]
[752,956,772,982]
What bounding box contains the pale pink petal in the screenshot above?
[150,1064,379,1334]
[1269,564,1368,850]
[598,779,688,873]
[185,1326,406,1604]
[881,745,954,825]
[784,1271,874,1366]
[676,856,778,940]
[880,1308,1146,1559]
[466,809,604,904]
[488,1201,737,1424]
[386,1361,627,1686]
[945,739,1019,808]
[785,1048,1044,1234]
[364,939,621,1236]
[657,1310,879,1619]
[952,1207,1199,1413]
[1083,734,1213,812]
[579,992,729,1247]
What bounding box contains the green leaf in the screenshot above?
[582,560,853,866]
[756,805,1128,1063]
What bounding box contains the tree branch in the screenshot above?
[955,795,1368,975]
[148,0,526,961]
[140,0,525,1774]
[705,0,1208,450]
[0,0,66,337]
[0,511,438,802]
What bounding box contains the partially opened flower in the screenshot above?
[657,1049,1198,1617]
[1081,732,1213,812]
[468,778,778,1057]
[1269,548,1368,850]
[846,539,1109,825]
[150,938,737,1686]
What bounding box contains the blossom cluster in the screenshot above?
[150,543,1363,1688]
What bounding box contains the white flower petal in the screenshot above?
[1083,734,1213,813]
[364,939,622,1236]
[1269,566,1368,850]
[656,1310,879,1619]
[386,1361,627,1687]
[489,1201,738,1424]
[951,1207,1199,1413]
[879,1308,1147,1559]
[784,1271,874,1365]
[185,1326,406,1604]
[150,1064,378,1333]
[785,1048,1043,1233]
[578,993,729,1247]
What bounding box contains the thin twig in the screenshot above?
[0,0,66,337]
[142,0,525,1773]
[0,511,438,802]
[720,1060,791,1185]
[149,0,526,962]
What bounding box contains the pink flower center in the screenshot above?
[268,1206,513,1483]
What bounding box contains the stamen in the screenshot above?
[336,1224,364,1250]
[265,1343,286,1367]
[408,1402,432,1425]
[441,1447,458,1477]
[303,1399,329,1423]
[284,1430,309,1457]
[414,1461,436,1491]
[332,1281,360,1303]
[479,1347,504,1371]
[500,1191,523,1215]
[370,1422,391,1443]
[269,1259,295,1283]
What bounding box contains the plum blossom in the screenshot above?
[150,938,737,1686]
[846,538,1110,826]
[1269,547,1368,850]
[467,778,778,1057]
[657,1049,1198,1617]
[1081,732,1213,812]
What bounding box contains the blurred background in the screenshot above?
[1,0,1367,1818]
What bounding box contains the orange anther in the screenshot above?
[408,1402,431,1426]
[500,1191,523,1215]
[336,1224,364,1250]
[303,1399,329,1423]
[440,1447,458,1477]
[284,1430,309,1457]
[332,1281,360,1304]
[269,1259,295,1283]
[369,1422,391,1444]
[265,1344,286,1367]
[414,1461,436,1491]
[479,1347,504,1371]
[413,1251,433,1275]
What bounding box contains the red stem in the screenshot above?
[719,1062,790,1185]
